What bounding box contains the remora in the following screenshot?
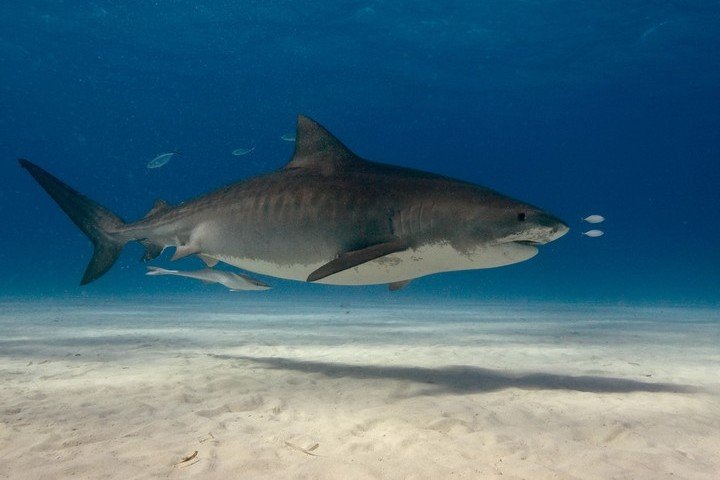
[19,115,569,289]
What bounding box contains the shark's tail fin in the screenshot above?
[19,159,129,285]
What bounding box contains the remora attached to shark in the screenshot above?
[146,266,270,291]
[20,115,568,290]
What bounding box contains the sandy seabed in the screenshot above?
[0,300,718,480]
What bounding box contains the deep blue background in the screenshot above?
[1,1,719,304]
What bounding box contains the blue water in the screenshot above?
[1,1,719,304]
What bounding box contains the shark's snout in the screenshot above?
[552,220,570,241]
[534,213,569,244]
[502,210,569,246]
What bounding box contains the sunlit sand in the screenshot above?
[1,301,718,479]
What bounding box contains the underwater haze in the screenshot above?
[2,3,720,479]
[1,1,719,304]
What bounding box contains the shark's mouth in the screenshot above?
[514,240,543,246]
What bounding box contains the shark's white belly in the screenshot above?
[211,242,537,285]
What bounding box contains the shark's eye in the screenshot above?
[517,212,526,222]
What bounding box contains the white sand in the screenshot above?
[1,301,718,479]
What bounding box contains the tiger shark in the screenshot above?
[19,115,568,290]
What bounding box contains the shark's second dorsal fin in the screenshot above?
[284,115,364,174]
[143,199,172,219]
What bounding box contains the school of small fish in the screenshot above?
[581,214,605,237]
[148,130,298,171]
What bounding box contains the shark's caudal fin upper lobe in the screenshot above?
[19,159,128,285]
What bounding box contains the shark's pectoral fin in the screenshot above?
[171,245,200,261]
[388,279,412,292]
[197,254,219,267]
[139,239,164,262]
[307,239,409,282]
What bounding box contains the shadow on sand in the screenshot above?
[211,354,699,395]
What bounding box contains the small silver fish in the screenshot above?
[582,230,604,238]
[232,146,255,156]
[640,20,670,42]
[281,133,296,142]
[146,152,178,169]
[582,215,605,224]
[146,266,270,291]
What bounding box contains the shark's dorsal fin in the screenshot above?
[143,199,172,219]
[284,115,364,173]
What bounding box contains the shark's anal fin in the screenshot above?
[197,254,219,267]
[171,245,200,261]
[388,279,412,292]
[139,239,164,262]
[307,239,409,283]
[138,200,172,262]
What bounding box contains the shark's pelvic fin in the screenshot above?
[284,115,365,174]
[307,238,409,282]
[171,245,200,261]
[388,279,412,292]
[197,254,219,267]
[19,159,129,285]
